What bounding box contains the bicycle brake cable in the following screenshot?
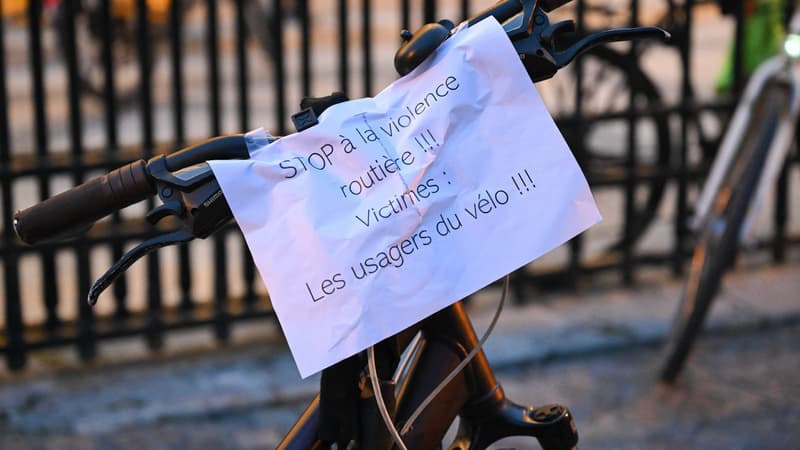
[367,275,510,446]
[368,346,408,450]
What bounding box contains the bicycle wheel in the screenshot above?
[540,45,672,253]
[54,2,156,107]
[657,82,786,383]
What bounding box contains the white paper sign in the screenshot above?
[209,17,601,378]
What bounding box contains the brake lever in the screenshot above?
[549,27,671,71]
[511,9,670,81]
[89,160,234,305]
[88,229,193,305]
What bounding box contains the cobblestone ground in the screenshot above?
[2,321,798,449]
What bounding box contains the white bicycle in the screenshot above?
[659,7,800,383]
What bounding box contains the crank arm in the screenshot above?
[87,229,194,305]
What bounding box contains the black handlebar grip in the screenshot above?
[14,159,154,245]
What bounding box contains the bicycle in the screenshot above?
[13,0,668,447]
[657,6,800,384]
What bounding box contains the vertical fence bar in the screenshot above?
[177,239,193,312]
[236,0,249,130]
[0,0,26,370]
[64,0,84,182]
[234,0,257,307]
[206,0,221,135]
[338,0,349,96]
[674,0,694,275]
[300,0,312,97]
[138,0,165,350]
[401,0,410,31]
[622,0,639,285]
[423,0,437,22]
[101,0,130,321]
[273,0,287,134]
[170,0,194,313]
[206,0,230,341]
[242,245,257,307]
[28,0,60,332]
[362,0,372,96]
[241,245,257,307]
[62,0,96,361]
[101,0,118,150]
[566,0,586,290]
[170,0,186,154]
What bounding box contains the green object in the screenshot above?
[716,0,786,93]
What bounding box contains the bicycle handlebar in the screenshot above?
[13,135,249,245]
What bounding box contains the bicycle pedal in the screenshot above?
[531,404,566,423]
[528,403,578,450]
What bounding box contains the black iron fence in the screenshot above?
[1,0,798,370]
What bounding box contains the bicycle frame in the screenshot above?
[278,301,578,450]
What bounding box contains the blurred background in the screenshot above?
[1,0,799,448]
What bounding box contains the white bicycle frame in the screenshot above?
[692,11,800,245]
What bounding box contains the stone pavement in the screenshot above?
[0,256,798,449]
